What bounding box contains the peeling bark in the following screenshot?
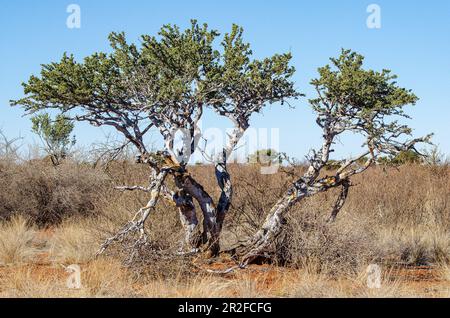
[175,172,221,256]
[158,184,199,253]
[214,124,246,238]
[174,193,200,253]
[164,184,201,254]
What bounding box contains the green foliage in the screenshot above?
[310,49,419,147]
[378,150,423,165]
[11,20,299,149]
[310,49,418,114]
[216,25,299,119]
[392,150,422,165]
[247,149,283,165]
[31,113,75,165]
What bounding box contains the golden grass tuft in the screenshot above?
[0,216,39,266]
[49,219,98,264]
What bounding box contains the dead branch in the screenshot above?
[96,169,169,261]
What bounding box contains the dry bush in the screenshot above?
[274,213,379,274]
[0,159,110,226]
[91,160,184,251]
[218,164,450,272]
[0,156,449,298]
[377,226,450,266]
[97,162,450,273]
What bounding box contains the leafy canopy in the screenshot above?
[11,20,299,155]
[309,49,423,155]
[310,49,418,116]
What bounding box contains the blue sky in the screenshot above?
[1,0,449,160]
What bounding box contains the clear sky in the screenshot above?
[1,0,449,160]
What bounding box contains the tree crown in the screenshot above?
[11,20,300,158]
[309,49,428,157]
[31,112,75,163]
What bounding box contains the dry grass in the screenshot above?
[0,266,64,298]
[0,260,133,298]
[437,264,450,282]
[1,264,434,298]
[80,259,135,297]
[0,216,39,266]
[0,157,449,297]
[0,159,109,226]
[48,219,99,264]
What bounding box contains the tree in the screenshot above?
[233,49,431,266]
[11,20,300,259]
[377,149,423,165]
[11,20,430,267]
[247,149,283,165]
[31,113,76,165]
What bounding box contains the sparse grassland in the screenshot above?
[0,158,449,297]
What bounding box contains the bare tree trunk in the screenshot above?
[169,189,203,254]
[212,124,246,247]
[175,194,201,253]
[176,172,221,256]
[160,185,200,253]
[215,161,232,232]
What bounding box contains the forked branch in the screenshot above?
[96,169,168,260]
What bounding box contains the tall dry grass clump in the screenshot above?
[0,216,38,265]
[48,219,100,264]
